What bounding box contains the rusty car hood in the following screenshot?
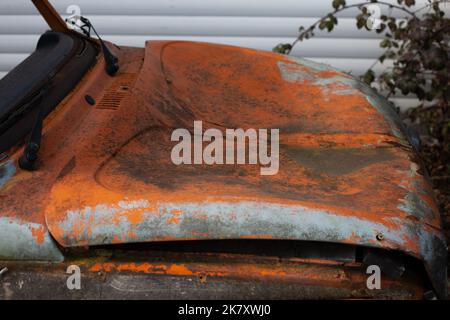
[0,41,447,297]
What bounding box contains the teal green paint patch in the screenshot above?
[0,160,16,188]
[0,217,64,262]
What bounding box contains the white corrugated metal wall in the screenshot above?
[0,0,446,109]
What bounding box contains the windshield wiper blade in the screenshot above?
[18,88,48,171]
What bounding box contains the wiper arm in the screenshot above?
[77,16,119,76]
[18,89,48,171]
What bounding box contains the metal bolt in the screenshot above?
[376,233,384,241]
[0,267,8,278]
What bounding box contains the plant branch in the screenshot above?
[285,0,420,54]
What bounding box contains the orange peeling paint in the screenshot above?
[166,216,181,225]
[29,225,46,245]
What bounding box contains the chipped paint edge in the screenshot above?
[54,200,411,247]
[51,199,447,298]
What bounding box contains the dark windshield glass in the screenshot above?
[0,31,97,154]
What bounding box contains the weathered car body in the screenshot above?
[0,0,447,299]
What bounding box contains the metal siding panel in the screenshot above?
[0,53,28,71]
[0,0,436,17]
[0,35,384,60]
[0,16,383,38]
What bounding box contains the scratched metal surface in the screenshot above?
[0,41,447,297]
[0,253,424,300]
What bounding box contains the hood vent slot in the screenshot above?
[96,73,137,110]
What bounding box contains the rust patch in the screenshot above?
[29,224,46,245]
